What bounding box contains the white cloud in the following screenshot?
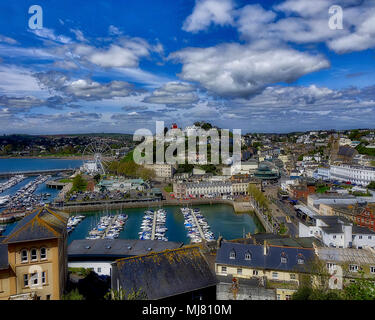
[143,81,198,106]
[182,0,235,32]
[73,38,151,68]
[170,42,330,98]
[29,27,72,44]
[108,25,123,36]
[0,35,18,45]
[70,29,87,42]
[34,71,138,101]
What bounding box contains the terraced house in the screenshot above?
[215,241,315,300]
[0,207,68,300]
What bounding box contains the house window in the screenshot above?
[333,235,336,239]
[31,248,37,261]
[237,268,242,275]
[40,247,47,260]
[97,267,101,273]
[349,264,359,272]
[290,274,296,280]
[23,274,29,287]
[370,266,375,274]
[369,236,372,240]
[46,295,51,300]
[272,272,278,279]
[253,270,258,276]
[229,250,236,259]
[41,271,46,284]
[359,236,363,239]
[221,266,227,273]
[285,295,292,300]
[21,250,28,263]
[276,294,281,300]
[245,251,251,261]
[297,258,304,264]
[31,273,38,286]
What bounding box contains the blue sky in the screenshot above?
[0,0,374,134]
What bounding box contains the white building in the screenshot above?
[299,215,375,249]
[316,167,330,180]
[144,163,177,178]
[330,165,375,186]
[231,160,259,175]
[316,247,375,290]
[175,180,250,198]
[339,138,352,146]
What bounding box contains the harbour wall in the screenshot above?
[52,199,236,212]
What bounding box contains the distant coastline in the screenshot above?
[0,155,88,160]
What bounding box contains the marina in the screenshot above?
[139,209,168,241]
[4,175,51,211]
[67,215,86,234]
[0,175,26,194]
[86,214,128,240]
[181,207,215,243]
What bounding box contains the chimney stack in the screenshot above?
[217,236,223,249]
[263,240,268,255]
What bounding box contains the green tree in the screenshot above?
[343,271,375,300]
[72,174,87,192]
[93,174,101,183]
[137,167,156,181]
[105,288,147,300]
[368,181,375,190]
[62,288,85,300]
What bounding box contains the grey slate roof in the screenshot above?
[2,207,68,244]
[68,239,183,260]
[0,238,8,270]
[112,245,217,300]
[352,225,375,235]
[216,242,315,273]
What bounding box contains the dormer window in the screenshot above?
[230,249,236,259]
[297,254,305,264]
[281,252,287,264]
[245,251,251,261]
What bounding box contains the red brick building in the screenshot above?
[290,185,316,200]
[355,205,375,232]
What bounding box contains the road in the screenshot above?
[263,184,299,237]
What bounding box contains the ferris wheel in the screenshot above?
[82,141,114,175]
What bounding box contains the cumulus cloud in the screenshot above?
[183,0,235,32]
[34,71,138,101]
[73,37,151,68]
[0,95,44,112]
[143,81,199,105]
[184,0,375,54]
[170,42,329,98]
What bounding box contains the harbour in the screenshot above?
[62,204,263,245]
[0,159,264,244]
